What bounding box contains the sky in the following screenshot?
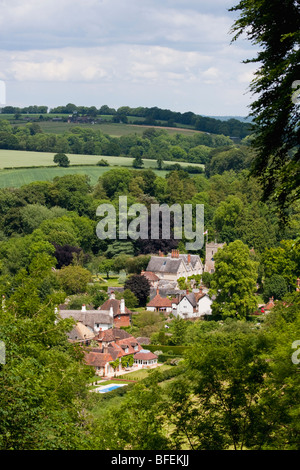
[0,0,259,116]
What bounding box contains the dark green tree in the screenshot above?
[53,153,70,167]
[132,154,144,169]
[230,0,300,218]
[124,274,150,307]
[263,274,288,302]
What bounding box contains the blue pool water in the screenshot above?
[97,384,125,393]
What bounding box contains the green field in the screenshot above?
[0,149,136,169]
[31,121,200,137]
[1,114,200,137]
[0,166,117,188]
[0,149,203,170]
[0,149,204,188]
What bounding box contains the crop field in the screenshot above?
[0,149,203,170]
[0,149,203,188]
[1,114,200,137]
[0,150,108,168]
[32,121,200,137]
[0,152,159,188]
[0,149,141,169]
[0,166,113,188]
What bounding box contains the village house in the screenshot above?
[145,249,203,285]
[146,288,173,313]
[141,270,160,288]
[66,321,96,345]
[133,349,159,368]
[58,304,113,335]
[58,291,132,333]
[98,291,132,328]
[264,297,275,312]
[172,288,213,319]
[84,328,158,377]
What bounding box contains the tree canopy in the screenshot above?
[230,0,300,218]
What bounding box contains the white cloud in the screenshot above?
[0,0,257,115]
[2,45,215,84]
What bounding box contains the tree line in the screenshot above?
[0,102,252,138]
[0,119,254,171]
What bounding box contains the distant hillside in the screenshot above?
[204,116,253,123]
[0,103,253,139]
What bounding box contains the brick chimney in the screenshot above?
[188,253,191,264]
[110,291,115,300]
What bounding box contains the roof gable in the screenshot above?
[146,256,184,274]
[99,298,132,316]
[147,293,172,308]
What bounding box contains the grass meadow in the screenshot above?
[0,149,203,188]
[0,113,200,137]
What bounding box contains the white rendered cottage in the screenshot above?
[172,289,212,319]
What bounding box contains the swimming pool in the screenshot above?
[96,384,126,393]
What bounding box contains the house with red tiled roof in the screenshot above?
[264,297,275,312]
[98,291,132,328]
[141,270,160,288]
[84,328,158,377]
[146,288,173,313]
[134,349,159,368]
